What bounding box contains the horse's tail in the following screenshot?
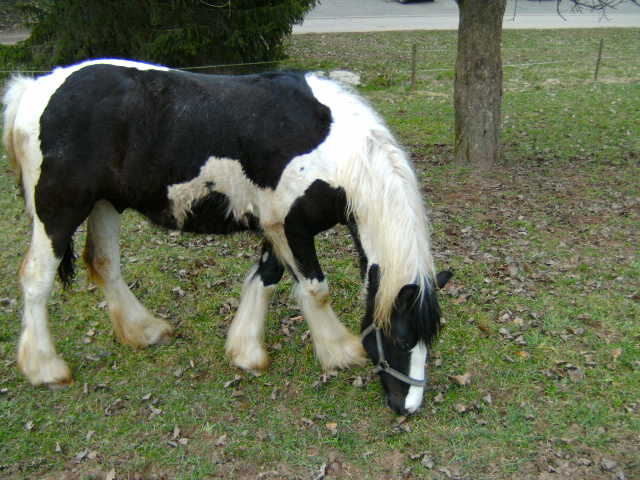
[2,75,33,187]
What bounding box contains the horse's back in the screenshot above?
[40,62,332,188]
[8,60,335,233]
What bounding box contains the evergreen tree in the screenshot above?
[9,0,317,69]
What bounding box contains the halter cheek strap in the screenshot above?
[360,323,427,388]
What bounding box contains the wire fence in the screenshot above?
[0,38,636,81]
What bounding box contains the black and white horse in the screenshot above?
[2,59,450,414]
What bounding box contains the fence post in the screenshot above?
[594,38,604,81]
[410,44,417,90]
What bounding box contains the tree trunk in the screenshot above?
[454,0,507,169]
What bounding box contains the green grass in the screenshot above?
[1,28,639,479]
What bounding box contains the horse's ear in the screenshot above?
[397,284,419,308]
[436,270,453,289]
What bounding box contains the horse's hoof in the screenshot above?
[45,377,73,390]
[229,348,270,374]
[153,327,173,346]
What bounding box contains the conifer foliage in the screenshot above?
[19,0,317,68]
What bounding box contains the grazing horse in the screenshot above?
[2,59,450,414]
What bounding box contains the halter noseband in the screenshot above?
[360,323,427,388]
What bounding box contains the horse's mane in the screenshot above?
[306,74,437,329]
[343,128,436,328]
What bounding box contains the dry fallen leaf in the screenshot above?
[421,454,435,469]
[567,367,585,383]
[476,322,492,335]
[434,392,445,403]
[499,327,512,338]
[454,403,468,413]
[148,406,162,419]
[105,469,116,480]
[325,422,338,435]
[512,317,525,327]
[270,388,279,400]
[612,348,622,361]
[515,350,530,359]
[215,434,227,447]
[449,372,472,386]
[172,286,185,297]
[223,375,242,389]
[75,449,88,462]
[438,466,453,478]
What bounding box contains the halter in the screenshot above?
[360,323,427,387]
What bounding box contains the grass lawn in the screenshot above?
[0,28,638,479]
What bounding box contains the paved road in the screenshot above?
[0,29,29,45]
[1,1,638,45]
[294,0,640,33]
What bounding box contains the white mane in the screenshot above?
[306,74,437,327]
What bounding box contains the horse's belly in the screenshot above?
[176,190,258,234]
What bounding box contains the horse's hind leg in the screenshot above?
[18,218,71,387]
[226,241,284,373]
[83,200,172,347]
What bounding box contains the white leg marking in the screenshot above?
[295,279,366,370]
[17,218,71,386]
[226,265,274,373]
[85,201,172,347]
[404,342,427,413]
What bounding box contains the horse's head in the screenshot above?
[362,266,452,415]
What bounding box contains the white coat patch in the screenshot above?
[167,157,255,227]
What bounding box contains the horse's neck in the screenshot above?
[350,190,435,327]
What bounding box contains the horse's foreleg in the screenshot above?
[226,242,283,374]
[83,200,172,347]
[17,218,71,387]
[284,231,366,371]
[295,277,366,370]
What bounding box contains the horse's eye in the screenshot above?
[397,339,412,352]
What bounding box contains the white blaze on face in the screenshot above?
[404,341,427,413]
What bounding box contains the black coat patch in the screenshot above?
[284,179,347,280]
[37,64,333,245]
[181,192,258,234]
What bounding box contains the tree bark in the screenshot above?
[454,0,507,169]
